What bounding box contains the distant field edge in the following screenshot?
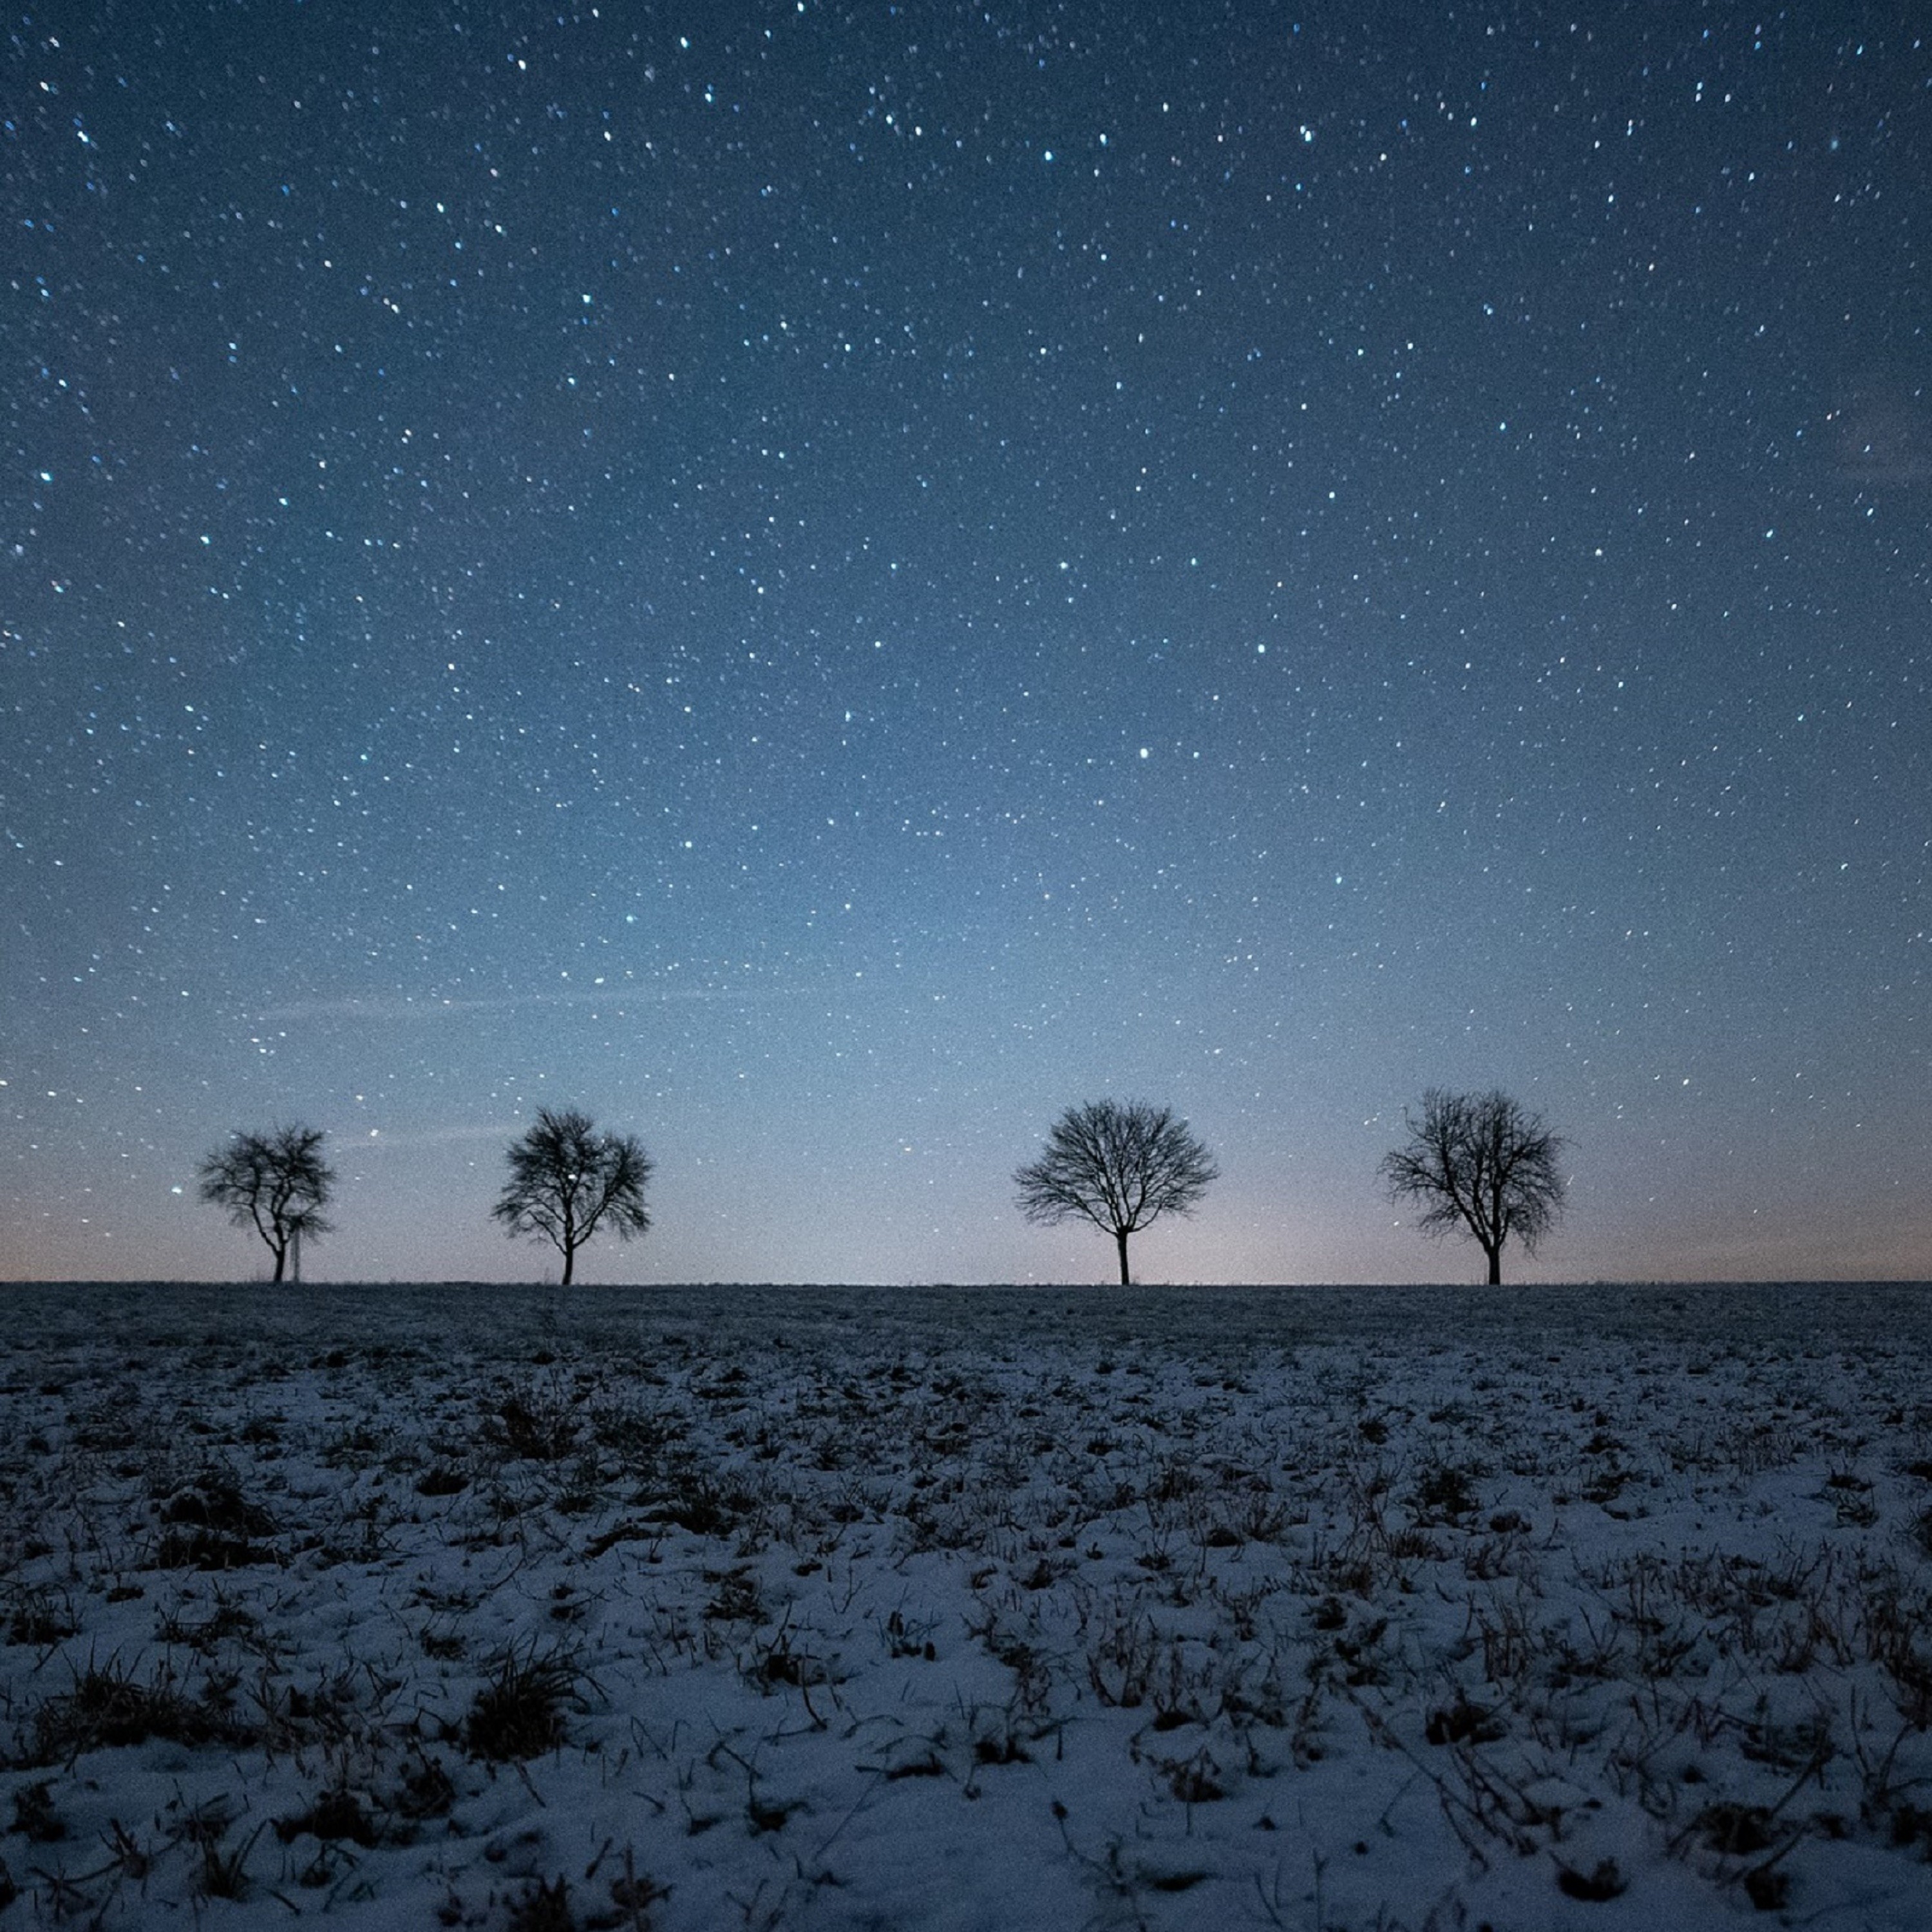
[4,1278,1930,1293]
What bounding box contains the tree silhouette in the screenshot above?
[1379,1087,1568,1284]
[492,1106,653,1285]
[1015,1097,1218,1285]
[197,1124,336,1283]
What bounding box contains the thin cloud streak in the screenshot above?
[257,984,821,1025]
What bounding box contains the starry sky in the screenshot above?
[5,1,1927,1286]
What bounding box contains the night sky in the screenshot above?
[5,2,1927,1286]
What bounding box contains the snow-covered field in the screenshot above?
[3,1282,1931,1931]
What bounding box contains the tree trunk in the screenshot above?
[561,1245,575,1287]
[271,1245,287,1283]
[1115,1229,1132,1286]
[1485,1244,1501,1285]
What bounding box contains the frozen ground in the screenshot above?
[3,1282,1931,1930]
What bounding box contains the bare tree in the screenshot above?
[1015,1097,1218,1285]
[493,1106,653,1284]
[197,1124,336,1283]
[1379,1088,1568,1284]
